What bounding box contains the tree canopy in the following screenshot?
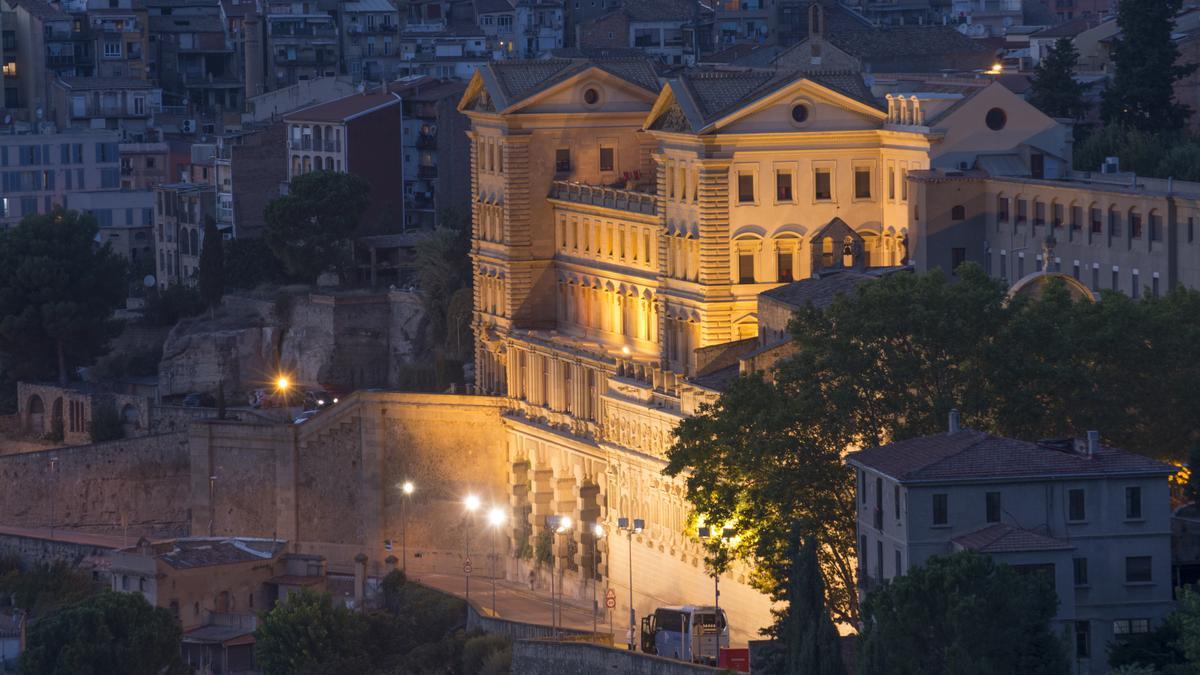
[254,589,376,675]
[857,551,1067,675]
[1028,38,1090,122]
[0,208,127,385]
[198,215,224,312]
[667,265,1200,630]
[264,171,371,284]
[20,590,186,675]
[1101,0,1197,131]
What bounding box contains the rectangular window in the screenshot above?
[1131,212,1143,239]
[932,493,948,526]
[997,196,1009,222]
[1016,199,1027,223]
[1068,488,1086,522]
[985,491,1001,523]
[951,248,966,275]
[738,252,754,284]
[775,170,793,202]
[860,470,866,504]
[1149,213,1161,241]
[854,167,872,199]
[814,169,832,201]
[554,148,570,173]
[1075,621,1090,659]
[888,167,895,200]
[1071,206,1082,230]
[1125,556,1152,583]
[1073,557,1089,586]
[893,484,900,520]
[1053,203,1064,228]
[900,168,908,200]
[894,550,901,576]
[777,252,793,282]
[1125,486,1142,520]
[599,146,614,172]
[875,540,883,580]
[1091,208,1102,234]
[737,173,755,203]
[1110,210,1121,237]
[1034,201,1045,226]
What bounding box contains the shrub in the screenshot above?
[89,402,125,443]
[462,634,510,674]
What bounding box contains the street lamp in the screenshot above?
[617,516,644,651]
[464,494,480,603]
[698,525,735,623]
[591,523,605,636]
[399,481,414,573]
[48,457,59,539]
[546,515,573,637]
[487,506,506,616]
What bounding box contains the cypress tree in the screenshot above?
[198,216,224,314]
[1101,0,1197,131]
[1028,38,1090,121]
[782,529,844,675]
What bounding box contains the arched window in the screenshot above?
[951,205,965,221]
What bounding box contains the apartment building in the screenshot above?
[910,168,1200,297]
[393,76,467,229]
[225,122,287,238]
[343,0,400,82]
[86,0,149,80]
[397,0,489,80]
[455,55,1073,641]
[284,89,402,226]
[266,0,339,88]
[64,188,155,263]
[146,0,241,112]
[50,76,161,138]
[4,0,95,122]
[575,0,702,66]
[846,422,1177,674]
[119,140,170,189]
[154,181,215,288]
[0,128,121,227]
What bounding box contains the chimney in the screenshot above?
[1085,430,1099,457]
[948,409,960,435]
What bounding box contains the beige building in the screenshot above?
[457,56,1074,640]
[910,169,1200,296]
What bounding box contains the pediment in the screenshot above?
[711,77,885,134]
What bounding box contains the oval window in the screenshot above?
[583,88,600,105]
[791,104,810,124]
[985,107,1007,131]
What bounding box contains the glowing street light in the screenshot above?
[398,481,415,573]
[487,506,506,615]
[618,516,645,650]
[275,376,290,392]
[591,523,605,635]
[546,515,574,636]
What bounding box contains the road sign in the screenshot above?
[605,588,616,609]
[463,559,473,575]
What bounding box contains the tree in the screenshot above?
[198,215,224,313]
[857,552,1068,675]
[414,208,473,358]
[223,237,289,290]
[88,402,125,443]
[1185,445,1200,505]
[264,171,371,284]
[0,559,99,619]
[1101,0,1197,131]
[0,208,126,385]
[141,284,206,327]
[1028,38,1090,121]
[780,533,843,675]
[254,589,376,675]
[20,590,186,675]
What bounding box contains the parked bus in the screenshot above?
[640,605,729,665]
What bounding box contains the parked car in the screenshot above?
[293,410,319,425]
[304,390,338,409]
[182,392,215,408]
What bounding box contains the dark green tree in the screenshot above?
[223,237,290,289]
[780,532,843,675]
[264,171,371,283]
[88,402,125,443]
[1028,38,1090,121]
[0,208,126,385]
[1186,445,1200,505]
[1101,0,1197,131]
[198,215,224,313]
[0,559,99,619]
[20,590,186,675]
[858,552,1068,675]
[254,589,375,675]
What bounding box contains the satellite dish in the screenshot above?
[143,274,156,288]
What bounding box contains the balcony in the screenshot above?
[417,165,437,179]
[348,23,398,35]
[548,180,657,216]
[270,24,338,40]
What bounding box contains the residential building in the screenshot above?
[0,128,121,228]
[119,139,170,189]
[950,0,1022,38]
[50,76,161,138]
[714,0,771,48]
[217,122,287,238]
[241,75,358,122]
[849,0,936,27]
[4,0,94,122]
[2,9,18,110]
[154,181,215,288]
[343,0,401,82]
[146,0,241,113]
[846,423,1177,674]
[575,0,703,66]
[398,0,489,80]
[86,0,149,81]
[64,188,155,264]
[393,76,468,229]
[266,0,339,88]
[909,167,1200,297]
[456,55,1071,641]
[1051,0,1114,22]
[284,89,402,226]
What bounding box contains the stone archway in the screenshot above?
[50,397,64,438]
[26,394,44,435]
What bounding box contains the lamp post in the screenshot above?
[48,457,59,539]
[464,494,480,603]
[400,481,414,573]
[546,515,572,637]
[699,526,735,622]
[617,516,644,651]
[487,506,506,616]
[208,474,217,536]
[591,523,605,636]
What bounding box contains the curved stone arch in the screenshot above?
[729,225,767,240]
[50,397,63,433]
[26,394,45,434]
[1008,271,1098,303]
[855,220,884,235]
[774,224,809,238]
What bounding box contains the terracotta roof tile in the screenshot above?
[846,430,1176,483]
[284,90,399,122]
[759,269,877,310]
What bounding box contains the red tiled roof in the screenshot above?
[952,523,1073,553]
[846,429,1176,483]
[285,90,399,123]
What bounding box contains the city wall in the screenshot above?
[0,432,190,538]
[510,640,726,675]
